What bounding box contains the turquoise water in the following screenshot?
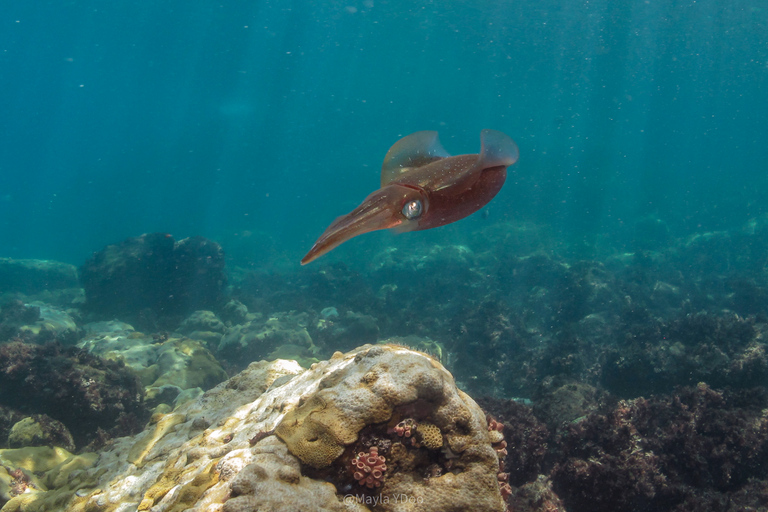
[1,0,766,267]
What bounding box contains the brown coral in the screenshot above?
[413,422,443,450]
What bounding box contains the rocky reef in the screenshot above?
[0,258,78,296]
[0,341,147,450]
[79,233,226,329]
[0,344,507,512]
[1,217,768,510]
[0,300,79,346]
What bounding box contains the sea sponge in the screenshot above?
[414,422,443,450]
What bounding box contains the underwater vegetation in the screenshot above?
[484,383,768,512]
[1,215,768,509]
[0,341,147,450]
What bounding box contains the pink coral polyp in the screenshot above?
[394,418,416,438]
[349,447,387,488]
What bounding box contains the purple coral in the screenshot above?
[349,446,387,488]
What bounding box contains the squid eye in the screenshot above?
[402,199,423,220]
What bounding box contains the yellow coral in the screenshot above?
[275,421,344,469]
[275,396,347,468]
[415,422,443,450]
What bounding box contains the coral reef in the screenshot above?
[412,422,443,450]
[78,321,228,408]
[0,300,80,345]
[393,418,415,439]
[0,341,147,449]
[217,311,320,369]
[223,435,366,512]
[475,398,549,487]
[601,312,760,397]
[177,310,227,349]
[479,383,768,512]
[7,414,75,452]
[549,383,768,512]
[6,208,768,510]
[0,344,505,512]
[275,344,505,511]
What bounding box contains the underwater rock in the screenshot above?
[0,300,40,341]
[217,311,320,369]
[79,233,226,327]
[470,221,555,259]
[0,258,79,295]
[16,344,506,511]
[551,261,624,326]
[78,326,228,406]
[177,310,227,350]
[220,299,250,326]
[178,310,227,335]
[0,445,97,508]
[82,319,134,335]
[235,262,380,320]
[0,341,147,449]
[508,475,566,512]
[0,406,26,449]
[371,244,479,276]
[312,309,380,352]
[533,382,601,429]
[3,301,80,345]
[7,414,75,453]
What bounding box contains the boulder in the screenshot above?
[79,233,226,325]
[7,344,507,512]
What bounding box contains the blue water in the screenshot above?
[1,0,766,267]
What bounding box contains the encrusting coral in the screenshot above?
[0,343,505,512]
[272,344,505,510]
[412,422,443,450]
